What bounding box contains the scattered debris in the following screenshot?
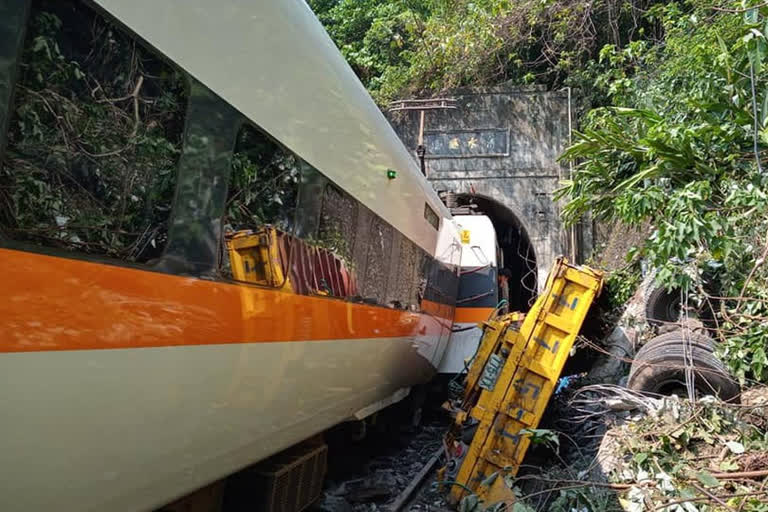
[317,265,767,512]
[335,470,399,503]
[514,385,768,511]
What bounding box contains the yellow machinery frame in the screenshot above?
[225,227,286,287]
[445,257,604,505]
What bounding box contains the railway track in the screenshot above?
[387,448,444,512]
[315,410,451,512]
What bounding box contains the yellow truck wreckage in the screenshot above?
[442,257,604,507]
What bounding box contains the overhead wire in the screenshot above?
[515,233,538,307]
[681,283,697,402]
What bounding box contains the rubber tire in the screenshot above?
[645,285,682,325]
[628,332,740,402]
[645,330,716,351]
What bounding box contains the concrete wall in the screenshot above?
[387,86,592,290]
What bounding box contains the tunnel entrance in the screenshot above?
[453,194,537,312]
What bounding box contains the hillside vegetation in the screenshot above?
[308,0,665,104]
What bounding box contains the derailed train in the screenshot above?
[0,0,471,510]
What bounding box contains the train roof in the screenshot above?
[92,0,451,253]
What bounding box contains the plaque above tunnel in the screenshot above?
[424,128,509,158]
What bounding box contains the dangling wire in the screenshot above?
[488,299,508,320]
[516,235,538,307]
[681,282,696,402]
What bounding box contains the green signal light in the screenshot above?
[387,169,397,179]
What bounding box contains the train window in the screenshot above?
[360,213,394,304]
[224,123,300,232]
[317,184,357,264]
[272,181,362,298]
[219,122,300,283]
[0,0,186,263]
[424,203,440,229]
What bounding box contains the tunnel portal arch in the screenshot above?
[452,193,538,311]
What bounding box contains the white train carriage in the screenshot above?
[0,1,461,510]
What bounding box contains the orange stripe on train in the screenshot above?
[0,248,452,353]
[452,307,495,324]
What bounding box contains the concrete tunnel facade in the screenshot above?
[387,85,594,295]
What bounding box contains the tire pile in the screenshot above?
[627,283,740,402]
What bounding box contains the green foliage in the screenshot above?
[558,0,768,383]
[308,0,429,102]
[720,293,768,383]
[510,458,622,511]
[226,127,300,231]
[613,397,768,511]
[310,0,667,104]
[545,486,618,512]
[605,264,643,310]
[513,396,768,511]
[520,427,560,448]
